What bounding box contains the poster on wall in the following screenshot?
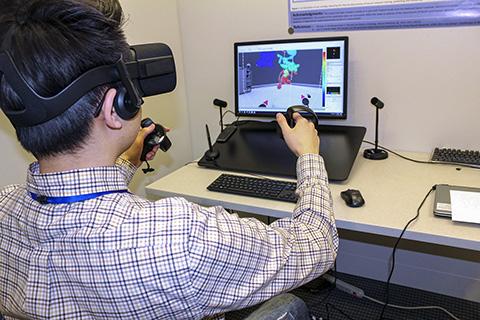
[288,0,480,33]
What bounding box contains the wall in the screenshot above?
[0,0,192,196]
[120,0,191,195]
[177,0,480,158]
[337,238,480,303]
[0,121,33,186]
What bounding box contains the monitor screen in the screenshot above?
[234,37,348,119]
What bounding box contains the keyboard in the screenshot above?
[431,148,480,166]
[207,174,298,203]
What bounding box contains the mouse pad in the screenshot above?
[198,121,366,181]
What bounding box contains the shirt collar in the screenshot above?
[27,162,129,198]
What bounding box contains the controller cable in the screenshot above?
[142,161,155,174]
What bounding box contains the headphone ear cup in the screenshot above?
[113,86,139,120]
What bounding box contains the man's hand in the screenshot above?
[121,124,161,167]
[276,112,320,157]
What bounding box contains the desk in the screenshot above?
[146,151,480,251]
[146,150,480,302]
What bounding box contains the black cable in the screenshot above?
[362,140,479,169]
[304,262,337,319]
[378,185,437,320]
[219,110,239,128]
[326,302,356,320]
[142,161,155,174]
[323,262,367,320]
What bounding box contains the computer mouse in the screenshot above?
[341,189,365,208]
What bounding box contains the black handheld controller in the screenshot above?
[277,105,320,139]
[140,118,171,161]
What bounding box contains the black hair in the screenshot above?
[0,0,130,158]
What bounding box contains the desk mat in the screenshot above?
[198,121,366,181]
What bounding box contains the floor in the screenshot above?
[225,272,480,320]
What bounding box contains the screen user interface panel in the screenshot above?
[235,37,348,119]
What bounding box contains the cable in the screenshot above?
[322,272,462,320]
[326,302,356,320]
[365,295,461,320]
[378,185,437,319]
[219,110,239,128]
[362,140,480,169]
[311,263,338,318]
[323,263,351,320]
[319,186,462,320]
[142,160,155,174]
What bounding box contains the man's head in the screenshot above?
[0,0,132,159]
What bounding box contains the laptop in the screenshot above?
[433,184,480,218]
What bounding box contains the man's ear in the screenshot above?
[101,88,123,129]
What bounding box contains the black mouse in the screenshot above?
[341,189,365,208]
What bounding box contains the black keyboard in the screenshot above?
[207,174,298,203]
[431,148,480,166]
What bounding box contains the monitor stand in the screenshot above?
[198,121,366,181]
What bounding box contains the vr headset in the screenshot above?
[0,43,176,127]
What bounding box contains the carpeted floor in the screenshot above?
[225,272,480,320]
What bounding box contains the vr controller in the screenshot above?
[140,117,171,162]
[277,105,320,139]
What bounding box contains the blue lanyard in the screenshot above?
[29,190,129,204]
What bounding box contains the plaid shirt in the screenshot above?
[0,154,338,319]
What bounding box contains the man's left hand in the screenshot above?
[121,124,164,167]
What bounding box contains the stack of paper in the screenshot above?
[450,190,480,224]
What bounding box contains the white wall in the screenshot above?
[120,0,191,195]
[0,0,192,196]
[177,0,480,157]
[0,121,33,186]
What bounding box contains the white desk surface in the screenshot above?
[146,152,480,251]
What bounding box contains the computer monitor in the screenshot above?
[234,36,348,119]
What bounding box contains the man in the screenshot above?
[0,0,338,319]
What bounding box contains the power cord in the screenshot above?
[322,267,461,320]
[365,295,461,320]
[220,110,239,127]
[362,140,480,169]
[319,185,462,320]
[325,302,356,320]
[378,185,436,319]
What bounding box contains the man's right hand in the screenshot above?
[276,112,320,157]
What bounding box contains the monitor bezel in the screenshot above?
[234,36,349,119]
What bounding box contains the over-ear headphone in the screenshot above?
[285,105,320,132]
[0,43,176,127]
[111,86,137,120]
[111,52,143,120]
